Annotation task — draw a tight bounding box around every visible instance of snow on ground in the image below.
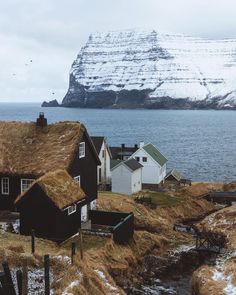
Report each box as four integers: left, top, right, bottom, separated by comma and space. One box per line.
169, 244, 194, 255
55, 255, 71, 265
94, 269, 118, 293
61, 271, 82, 295
12, 267, 54, 295
211, 251, 236, 295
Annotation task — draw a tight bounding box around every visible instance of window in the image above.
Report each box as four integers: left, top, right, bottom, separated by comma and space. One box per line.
102, 150, 105, 158
1, 178, 9, 195
79, 142, 85, 158
99, 168, 102, 183
68, 204, 77, 215
142, 157, 147, 162
135, 157, 140, 162
21, 179, 34, 193
74, 175, 81, 185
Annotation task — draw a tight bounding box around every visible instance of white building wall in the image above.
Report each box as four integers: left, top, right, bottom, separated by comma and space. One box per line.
131, 149, 165, 184
131, 168, 142, 194
97, 141, 111, 185
112, 164, 132, 195
90, 199, 97, 210
81, 204, 88, 222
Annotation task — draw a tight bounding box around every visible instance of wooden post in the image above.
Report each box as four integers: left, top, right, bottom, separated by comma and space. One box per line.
0, 272, 8, 295
31, 229, 35, 254
2, 261, 16, 295
44, 255, 50, 295
79, 228, 83, 260
22, 259, 28, 295
16, 270, 23, 295
71, 242, 76, 265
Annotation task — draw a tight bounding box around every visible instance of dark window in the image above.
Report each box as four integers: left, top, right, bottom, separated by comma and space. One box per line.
99, 168, 102, 183
142, 157, 147, 162
102, 150, 105, 158
135, 157, 140, 162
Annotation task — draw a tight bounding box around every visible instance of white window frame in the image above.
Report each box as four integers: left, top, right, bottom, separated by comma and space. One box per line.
74, 175, 81, 185
21, 179, 35, 193
68, 204, 77, 215
79, 142, 85, 158
1, 178, 9, 195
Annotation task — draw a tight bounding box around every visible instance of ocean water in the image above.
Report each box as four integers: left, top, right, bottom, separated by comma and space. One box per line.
1, 102, 236, 182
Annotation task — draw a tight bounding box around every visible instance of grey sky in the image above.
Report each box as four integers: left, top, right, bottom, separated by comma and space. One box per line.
0, 0, 236, 102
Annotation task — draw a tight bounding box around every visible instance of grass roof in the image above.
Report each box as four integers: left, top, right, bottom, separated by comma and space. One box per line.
0, 121, 85, 175
15, 169, 86, 209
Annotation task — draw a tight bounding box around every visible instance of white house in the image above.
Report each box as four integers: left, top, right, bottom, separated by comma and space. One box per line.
91, 136, 111, 186
130, 142, 167, 187
111, 158, 143, 195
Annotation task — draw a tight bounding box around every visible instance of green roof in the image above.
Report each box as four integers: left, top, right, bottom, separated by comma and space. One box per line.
143, 143, 167, 166
165, 169, 181, 181
110, 159, 122, 170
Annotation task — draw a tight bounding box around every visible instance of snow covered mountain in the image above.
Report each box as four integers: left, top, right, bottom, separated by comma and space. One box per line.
62, 30, 236, 108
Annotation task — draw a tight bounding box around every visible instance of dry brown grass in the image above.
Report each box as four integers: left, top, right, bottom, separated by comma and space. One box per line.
197, 204, 236, 249
0, 190, 219, 294
179, 182, 224, 198
0, 121, 84, 175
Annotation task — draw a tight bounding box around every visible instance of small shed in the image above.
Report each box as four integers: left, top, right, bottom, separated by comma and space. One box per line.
111, 158, 143, 195
165, 169, 181, 183
15, 170, 86, 242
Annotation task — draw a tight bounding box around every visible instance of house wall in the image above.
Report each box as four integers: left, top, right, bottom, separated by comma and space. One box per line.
0, 131, 98, 214
112, 165, 132, 195
130, 149, 166, 184
17, 185, 81, 241
97, 140, 111, 185
69, 132, 98, 201
0, 174, 35, 211
131, 168, 142, 194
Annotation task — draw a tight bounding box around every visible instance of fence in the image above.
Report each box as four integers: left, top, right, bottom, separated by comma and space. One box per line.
0, 256, 51, 295
88, 210, 134, 244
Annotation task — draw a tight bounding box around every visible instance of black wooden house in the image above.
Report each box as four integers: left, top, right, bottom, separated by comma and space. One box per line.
0, 113, 100, 213
15, 170, 86, 241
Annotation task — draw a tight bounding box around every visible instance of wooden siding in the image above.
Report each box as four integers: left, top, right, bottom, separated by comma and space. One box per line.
68, 132, 98, 201
0, 174, 35, 211
17, 184, 81, 241
0, 130, 98, 211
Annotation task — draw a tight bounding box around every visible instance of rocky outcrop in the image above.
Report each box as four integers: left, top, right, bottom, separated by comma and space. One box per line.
62, 29, 236, 109
41, 99, 59, 107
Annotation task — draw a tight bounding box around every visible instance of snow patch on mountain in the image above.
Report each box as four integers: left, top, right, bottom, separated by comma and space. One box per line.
62, 29, 236, 108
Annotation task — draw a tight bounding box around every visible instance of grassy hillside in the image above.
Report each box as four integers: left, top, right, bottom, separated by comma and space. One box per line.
0, 185, 220, 294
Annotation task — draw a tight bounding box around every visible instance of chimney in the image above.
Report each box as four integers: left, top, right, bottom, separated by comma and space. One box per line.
134, 144, 138, 149
139, 141, 144, 148
36, 112, 47, 128
121, 144, 125, 149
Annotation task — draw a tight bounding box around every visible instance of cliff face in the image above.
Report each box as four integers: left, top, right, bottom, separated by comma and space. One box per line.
62, 30, 236, 108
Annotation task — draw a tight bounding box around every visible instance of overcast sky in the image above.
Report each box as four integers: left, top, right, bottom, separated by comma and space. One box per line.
1, 0, 236, 103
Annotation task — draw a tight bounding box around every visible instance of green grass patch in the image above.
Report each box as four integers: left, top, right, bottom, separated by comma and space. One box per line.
145, 192, 182, 207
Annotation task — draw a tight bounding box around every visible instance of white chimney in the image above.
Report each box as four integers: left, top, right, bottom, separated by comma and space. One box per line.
139, 141, 145, 148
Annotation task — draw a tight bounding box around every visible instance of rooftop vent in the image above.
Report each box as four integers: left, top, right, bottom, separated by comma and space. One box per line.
36, 112, 47, 128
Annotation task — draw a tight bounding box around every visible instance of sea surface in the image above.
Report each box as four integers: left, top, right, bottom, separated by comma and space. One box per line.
1, 102, 236, 182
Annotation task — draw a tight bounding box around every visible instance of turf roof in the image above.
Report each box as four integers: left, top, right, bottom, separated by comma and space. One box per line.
0, 121, 85, 175
15, 169, 86, 209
